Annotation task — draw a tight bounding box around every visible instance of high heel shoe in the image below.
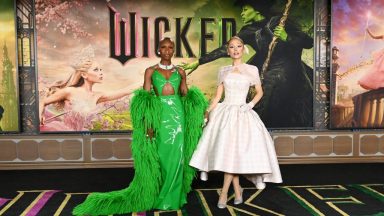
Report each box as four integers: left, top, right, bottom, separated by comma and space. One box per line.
234, 188, 243, 205
217, 201, 227, 209
200, 171, 208, 181
256, 182, 266, 190
217, 193, 227, 209
255, 175, 266, 190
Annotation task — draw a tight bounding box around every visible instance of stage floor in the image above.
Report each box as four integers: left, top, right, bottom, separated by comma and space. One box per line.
0, 163, 383, 215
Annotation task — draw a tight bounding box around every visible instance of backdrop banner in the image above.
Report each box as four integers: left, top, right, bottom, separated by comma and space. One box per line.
36, 0, 314, 132
0, 0, 20, 132
331, 0, 384, 129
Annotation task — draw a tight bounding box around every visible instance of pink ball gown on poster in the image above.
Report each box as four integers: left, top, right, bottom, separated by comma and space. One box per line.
40, 98, 99, 131
358, 48, 384, 90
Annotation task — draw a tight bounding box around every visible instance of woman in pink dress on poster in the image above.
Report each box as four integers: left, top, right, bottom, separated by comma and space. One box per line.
358, 28, 384, 90
189, 36, 282, 209
39, 45, 135, 131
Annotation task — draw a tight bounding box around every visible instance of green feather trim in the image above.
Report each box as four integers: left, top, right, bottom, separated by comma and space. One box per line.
72, 89, 162, 215
182, 86, 208, 194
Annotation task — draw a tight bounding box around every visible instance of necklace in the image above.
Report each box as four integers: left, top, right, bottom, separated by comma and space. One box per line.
158, 62, 174, 70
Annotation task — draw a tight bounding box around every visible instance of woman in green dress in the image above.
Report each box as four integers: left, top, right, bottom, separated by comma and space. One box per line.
72, 37, 207, 215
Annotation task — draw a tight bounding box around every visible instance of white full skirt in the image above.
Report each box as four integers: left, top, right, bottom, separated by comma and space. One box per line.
189, 103, 282, 183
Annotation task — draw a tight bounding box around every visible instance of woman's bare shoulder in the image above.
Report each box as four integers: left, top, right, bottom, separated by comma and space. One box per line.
144, 65, 157, 76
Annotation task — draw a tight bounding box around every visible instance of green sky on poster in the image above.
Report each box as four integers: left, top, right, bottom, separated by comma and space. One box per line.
0, 0, 16, 69
0, 0, 14, 19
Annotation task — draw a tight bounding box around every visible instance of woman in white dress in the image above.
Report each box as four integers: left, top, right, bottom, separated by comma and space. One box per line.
189, 36, 282, 208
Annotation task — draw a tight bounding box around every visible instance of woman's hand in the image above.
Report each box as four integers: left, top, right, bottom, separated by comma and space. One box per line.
180, 60, 199, 75
202, 111, 209, 127
273, 26, 288, 42
39, 101, 46, 125
146, 128, 154, 139
40, 115, 46, 125
240, 102, 255, 112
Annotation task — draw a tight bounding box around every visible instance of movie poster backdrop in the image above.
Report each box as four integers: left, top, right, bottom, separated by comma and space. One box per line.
36, 0, 314, 132
331, 0, 384, 129
0, 0, 20, 132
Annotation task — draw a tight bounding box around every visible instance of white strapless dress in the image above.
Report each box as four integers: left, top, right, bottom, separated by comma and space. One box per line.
189, 66, 282, 184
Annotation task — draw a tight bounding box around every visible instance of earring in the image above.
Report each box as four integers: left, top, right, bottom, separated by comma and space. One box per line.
157, 51, 160, 55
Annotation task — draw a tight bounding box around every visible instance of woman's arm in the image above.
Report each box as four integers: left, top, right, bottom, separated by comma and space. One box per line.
249, 84, 263, 105
143, 67, 154, 91
271, 17, 313, 49
39, 88, 70, 123
239, 84, 263, 112
367, 28, 384, 40
96, 68, 151, 104
142, 67, 154, 138
178, 68, 188, 96
97, 86, 135, 104
205, 84, 224, 118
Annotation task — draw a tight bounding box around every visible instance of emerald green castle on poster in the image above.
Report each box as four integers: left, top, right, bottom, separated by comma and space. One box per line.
1, 43, 18, 131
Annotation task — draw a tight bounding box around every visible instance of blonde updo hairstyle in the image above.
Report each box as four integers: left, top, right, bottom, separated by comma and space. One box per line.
46, 45, 95, 110
226, 36, 249, 54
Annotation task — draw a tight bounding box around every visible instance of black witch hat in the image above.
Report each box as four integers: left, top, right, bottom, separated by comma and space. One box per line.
234, 0, 276, 17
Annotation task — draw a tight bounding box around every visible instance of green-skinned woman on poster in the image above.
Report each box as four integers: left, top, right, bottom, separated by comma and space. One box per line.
182, 0, 313, 129
72, 37, 208, 215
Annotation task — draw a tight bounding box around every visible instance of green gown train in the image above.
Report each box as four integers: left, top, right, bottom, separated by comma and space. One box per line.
72, 68, 208, 215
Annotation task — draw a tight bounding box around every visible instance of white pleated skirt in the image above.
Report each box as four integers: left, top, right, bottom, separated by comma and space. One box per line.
189, 103, 282, 183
